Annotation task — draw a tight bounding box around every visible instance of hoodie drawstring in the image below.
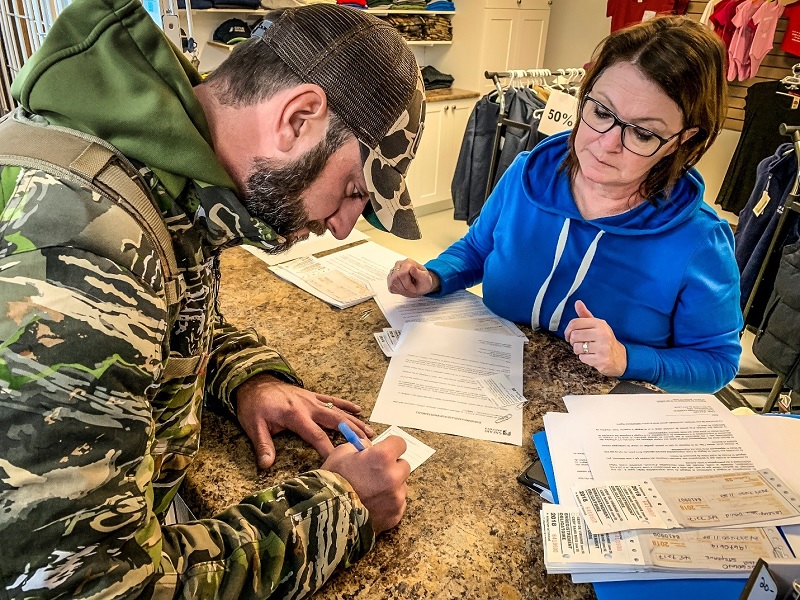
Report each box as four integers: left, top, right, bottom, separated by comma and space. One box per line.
530, 218, 605, 331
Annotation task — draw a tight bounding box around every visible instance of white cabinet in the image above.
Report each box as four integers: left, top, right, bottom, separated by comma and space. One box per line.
434, 0, 551, 94
478, 2, 550, 93
405, 97, 475, 213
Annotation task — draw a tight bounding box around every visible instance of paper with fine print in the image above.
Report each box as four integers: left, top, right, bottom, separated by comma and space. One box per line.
370, 322, 525, 445
572, 468, 800, 535
372, 287, 527, 341
562, 394, 775, 480
241, 228, 368, 266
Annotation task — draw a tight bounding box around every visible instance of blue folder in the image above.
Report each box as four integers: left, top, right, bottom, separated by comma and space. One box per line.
532, 430, 748, 600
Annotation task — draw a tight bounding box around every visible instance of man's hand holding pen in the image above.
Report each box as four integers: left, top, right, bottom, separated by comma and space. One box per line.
321, 422, 411, 535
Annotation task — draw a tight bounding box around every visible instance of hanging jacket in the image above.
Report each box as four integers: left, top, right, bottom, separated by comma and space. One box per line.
0, 0, 373, 597
752, 239, 800, 393
426, 131, 743, 393
490, 87, 545, 194
452, 88, 544, 224
452, 93, 501, 223
734, 143, 800, 327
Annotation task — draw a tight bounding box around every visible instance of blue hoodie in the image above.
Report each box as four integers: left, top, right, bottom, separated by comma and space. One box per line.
426, 131, 743, 393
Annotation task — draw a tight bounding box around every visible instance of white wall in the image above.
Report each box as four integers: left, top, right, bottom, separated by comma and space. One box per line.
543, 0, 608, 71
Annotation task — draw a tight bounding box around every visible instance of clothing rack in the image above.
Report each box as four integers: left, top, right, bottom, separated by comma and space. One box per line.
482, 68, 584, 202
743, 122, 800, 413
717, 109, 800, 413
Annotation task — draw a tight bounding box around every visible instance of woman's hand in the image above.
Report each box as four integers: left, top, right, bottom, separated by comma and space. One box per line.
236, 374, 374, 470
564, 300, 627, 377
387, 259, 440, 297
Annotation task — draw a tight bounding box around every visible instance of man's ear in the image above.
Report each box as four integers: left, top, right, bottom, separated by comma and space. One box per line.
274, 84, 328, 154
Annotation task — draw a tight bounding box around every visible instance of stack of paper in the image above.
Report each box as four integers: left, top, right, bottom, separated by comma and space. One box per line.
540, 394, 800, 582
370, 322, 527, 445
249, 237, 406, 309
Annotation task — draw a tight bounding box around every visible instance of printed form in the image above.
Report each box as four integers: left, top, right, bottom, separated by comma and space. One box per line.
372, 287, 527, 340
562, 394, 774, 479
370, 322, 525, 445
560, 394, 800, 530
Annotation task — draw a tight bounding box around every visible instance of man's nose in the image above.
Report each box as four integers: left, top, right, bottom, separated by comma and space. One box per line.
326, 201, 366, 240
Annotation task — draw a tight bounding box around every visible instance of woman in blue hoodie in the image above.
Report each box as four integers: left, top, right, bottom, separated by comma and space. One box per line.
388, 16, 743, 393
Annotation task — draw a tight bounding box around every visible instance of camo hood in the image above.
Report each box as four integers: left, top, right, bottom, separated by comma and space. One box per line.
10, 0, 235, 199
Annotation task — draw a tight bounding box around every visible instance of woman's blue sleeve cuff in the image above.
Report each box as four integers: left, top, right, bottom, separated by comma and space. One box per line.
622, 343, 659, 384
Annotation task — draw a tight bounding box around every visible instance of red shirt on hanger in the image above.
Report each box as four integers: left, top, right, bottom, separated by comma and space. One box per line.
606, 0, 677, 32
710, 0, 744, 47
781, 3, 800, 57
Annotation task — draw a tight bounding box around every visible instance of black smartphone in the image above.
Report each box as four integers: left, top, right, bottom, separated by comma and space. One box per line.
517, 458, 550, 493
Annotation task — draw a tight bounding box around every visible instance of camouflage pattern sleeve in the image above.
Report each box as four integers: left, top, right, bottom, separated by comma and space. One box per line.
205, 314, 303, 415
0, 167, 374, 599
158, 470, 375, 598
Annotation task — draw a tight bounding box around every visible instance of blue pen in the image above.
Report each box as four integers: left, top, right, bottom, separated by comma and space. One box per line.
337, 422, 366, 451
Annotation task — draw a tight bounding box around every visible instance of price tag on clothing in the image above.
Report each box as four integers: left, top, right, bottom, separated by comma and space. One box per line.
538, 90, 579, 136
741, 560, 779, 600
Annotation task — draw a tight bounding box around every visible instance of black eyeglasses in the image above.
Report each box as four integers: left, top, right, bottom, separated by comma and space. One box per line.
580, 96, 684, 157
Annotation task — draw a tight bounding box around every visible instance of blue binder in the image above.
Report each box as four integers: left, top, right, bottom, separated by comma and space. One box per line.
532, 431, 748, 600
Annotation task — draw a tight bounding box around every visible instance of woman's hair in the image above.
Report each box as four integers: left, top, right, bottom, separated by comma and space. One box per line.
563, 16, 728, 203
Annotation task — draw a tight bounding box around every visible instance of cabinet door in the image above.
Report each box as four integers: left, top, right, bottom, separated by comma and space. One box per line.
478, 8, 517, 94
485, 0, 550, 9
441, 100, 474, 199
511, 9, 550, 70
405, 101, 445, 208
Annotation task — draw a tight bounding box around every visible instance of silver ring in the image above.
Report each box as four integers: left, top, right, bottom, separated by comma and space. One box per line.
325, 402, 334, 409
582, 341, 589, 354
391, 267, 400, 272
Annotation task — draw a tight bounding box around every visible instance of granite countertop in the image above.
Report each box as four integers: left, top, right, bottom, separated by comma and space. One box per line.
184, 246, 617, 600
425, 88, 480, 103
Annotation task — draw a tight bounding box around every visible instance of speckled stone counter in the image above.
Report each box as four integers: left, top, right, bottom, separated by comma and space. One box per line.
425, 88, 480, 103
183, 246, 618, 600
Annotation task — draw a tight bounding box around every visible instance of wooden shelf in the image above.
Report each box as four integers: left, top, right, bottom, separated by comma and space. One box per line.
208, 38, 449, 49
180, 8, 455, 15
406, 40, 452, 46
206, 40, 235, 50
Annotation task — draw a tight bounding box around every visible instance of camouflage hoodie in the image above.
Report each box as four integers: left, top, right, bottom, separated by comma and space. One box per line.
0, 0, 374, 597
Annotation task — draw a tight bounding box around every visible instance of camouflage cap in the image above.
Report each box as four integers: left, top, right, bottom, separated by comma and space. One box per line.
252, 5, 425, 240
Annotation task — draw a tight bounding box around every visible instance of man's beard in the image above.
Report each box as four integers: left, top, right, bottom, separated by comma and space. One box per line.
242, 119, 353, 254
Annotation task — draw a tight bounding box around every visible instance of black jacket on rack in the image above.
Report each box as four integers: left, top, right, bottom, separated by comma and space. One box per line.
752, 239, 800, 393
717, 81, 800, 216
734, 143, 800, 328
451, 87, 545, 224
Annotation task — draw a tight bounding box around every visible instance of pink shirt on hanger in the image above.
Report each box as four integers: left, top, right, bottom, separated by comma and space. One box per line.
726, 0, 760, 81
748, 1, 785, 79
711, 0, 744, 46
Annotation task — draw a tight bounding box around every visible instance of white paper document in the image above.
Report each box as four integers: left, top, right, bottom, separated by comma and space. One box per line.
268, 241, 406, 309
543, 411, 594, 508
562, 394, 774, 480
372, 287, 527, 340
374, 328, 401, 357
372, 425, 435, 472
370, 322, 525, 445
270, 256, 372, 309
319, 241, 405, 287
541, 505, 794, 577
572, 469, 800, 535
241, 228, 368, 266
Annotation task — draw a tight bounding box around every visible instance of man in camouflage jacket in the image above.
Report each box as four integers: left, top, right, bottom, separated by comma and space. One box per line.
0, 0, 425, 597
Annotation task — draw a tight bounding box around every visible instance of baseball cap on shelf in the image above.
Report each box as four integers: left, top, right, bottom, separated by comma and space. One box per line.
213, 18, 252, 45
252, 5, 425, 240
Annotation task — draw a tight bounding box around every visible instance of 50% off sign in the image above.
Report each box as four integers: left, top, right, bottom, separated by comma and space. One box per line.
538, 90, 578, 136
